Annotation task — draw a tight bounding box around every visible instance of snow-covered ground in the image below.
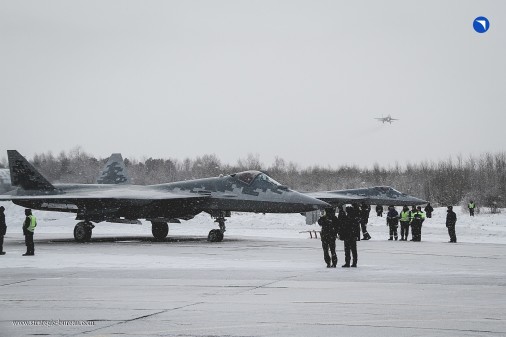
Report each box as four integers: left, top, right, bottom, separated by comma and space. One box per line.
1, 201, 505, 337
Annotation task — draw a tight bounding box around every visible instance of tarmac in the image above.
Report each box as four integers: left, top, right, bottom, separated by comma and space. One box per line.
1, 234, 505, 337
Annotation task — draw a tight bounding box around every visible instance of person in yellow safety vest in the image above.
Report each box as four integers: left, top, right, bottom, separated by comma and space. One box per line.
410, 206, 426, 242
22, 209, 37, 256
399, 206, 411, 241
468, 200, 476, 216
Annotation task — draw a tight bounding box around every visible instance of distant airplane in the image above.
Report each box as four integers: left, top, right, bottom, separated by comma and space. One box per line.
375, 115, 399, 124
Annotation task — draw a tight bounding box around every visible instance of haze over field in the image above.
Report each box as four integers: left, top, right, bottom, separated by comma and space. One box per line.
1, 1, 505, 167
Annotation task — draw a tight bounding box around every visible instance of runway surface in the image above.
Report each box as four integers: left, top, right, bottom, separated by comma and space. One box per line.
1, 233, 505, 337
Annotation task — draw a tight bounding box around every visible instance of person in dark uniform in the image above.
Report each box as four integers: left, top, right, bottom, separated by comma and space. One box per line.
410, 206, 425, 242
359, 203, 371, 240
318, 208, 339, 268
22, 209, 37, 256
468, 200, 476, 216
446, 206, 457, 243
339, 206, 360, 267
424, 203, 434, 218
399, 206, 410, 241
386, 205, 399, 240
0, 206, 6, 255
375, 205, 384, 217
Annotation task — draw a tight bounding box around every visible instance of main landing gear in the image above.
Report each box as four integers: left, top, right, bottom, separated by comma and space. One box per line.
151, 221, 169, 241
208, 216, 226, 242
73, 221, 95, 242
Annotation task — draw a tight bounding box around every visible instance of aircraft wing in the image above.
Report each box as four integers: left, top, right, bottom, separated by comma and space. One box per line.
306, 186, 426, 206
0, 188, 210, 201
0, 188, 211, 223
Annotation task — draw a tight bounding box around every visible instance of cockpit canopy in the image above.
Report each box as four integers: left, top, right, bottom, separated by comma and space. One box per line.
231, 170, 283, 186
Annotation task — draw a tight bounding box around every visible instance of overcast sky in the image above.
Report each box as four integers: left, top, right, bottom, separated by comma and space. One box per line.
1, 1, 504, 168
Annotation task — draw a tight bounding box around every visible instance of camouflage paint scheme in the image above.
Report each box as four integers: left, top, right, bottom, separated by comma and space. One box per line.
306, 187, 426, 207
1, 151, 329, 224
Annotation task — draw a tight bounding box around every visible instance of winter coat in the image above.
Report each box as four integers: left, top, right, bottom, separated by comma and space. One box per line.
0, 210, 6, 236
318, 214, 338, 242
424, 205, 434, 214
386, 209, 399, 226
338, 212, 360, 241
446, 210, 457, 227
410, 211, 425, 226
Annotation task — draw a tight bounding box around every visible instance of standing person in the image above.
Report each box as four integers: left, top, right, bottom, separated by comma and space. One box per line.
446, 206, 457, 243
339, 206, 360, 267
22, 209, 37, 256
468, 200, 476, 216
386, 206, 399, 240
318, 208, 339, 268
424, 203, 434, 218
410, 206, 425, 242
0, 206, 6, 255
399, 206, 411, 241
376, 205, 384, 217
359, 203, 372, 240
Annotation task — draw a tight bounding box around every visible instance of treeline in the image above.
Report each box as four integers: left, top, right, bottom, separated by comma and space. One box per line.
2, 148, 505, 210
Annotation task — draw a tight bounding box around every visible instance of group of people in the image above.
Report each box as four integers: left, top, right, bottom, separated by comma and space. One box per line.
0, 207, 37, 256
318, 202, 465, 268
317, 204, 369, 268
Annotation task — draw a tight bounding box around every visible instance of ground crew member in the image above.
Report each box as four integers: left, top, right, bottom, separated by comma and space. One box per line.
359, 203, 371, 240
410, 206, 425, 242
399, 206, 410, 241
409, 206, 416, 240
424, 203, 434, 218
318, 208, 339, 268
22, 209, 37, 256
446, 206, 457, 243
386, 206, 399, 240
339, 206, 360, 267
468, 200, 476, 216
376, 205, 383, 217
0, 206, 6, 255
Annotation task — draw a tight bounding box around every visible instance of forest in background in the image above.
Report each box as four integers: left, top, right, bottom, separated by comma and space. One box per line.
1, 148, 505, 211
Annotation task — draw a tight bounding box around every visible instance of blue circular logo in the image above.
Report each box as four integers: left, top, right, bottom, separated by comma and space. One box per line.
473, 16, 490, 33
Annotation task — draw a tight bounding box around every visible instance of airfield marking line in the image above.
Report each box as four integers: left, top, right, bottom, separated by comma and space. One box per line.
362, 250, 503, 260
74, 302, 204, 336
305, 321, 504, 335
0, 279, 36, 287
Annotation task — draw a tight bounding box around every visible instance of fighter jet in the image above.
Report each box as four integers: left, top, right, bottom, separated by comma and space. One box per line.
302, 187, 426, 225
306, 187, 426, 207
0, 150, 330, 242
375, 115, 399, 124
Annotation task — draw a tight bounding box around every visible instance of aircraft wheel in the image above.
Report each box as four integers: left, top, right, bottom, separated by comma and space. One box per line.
151, 222, 169, 240
74, 222, 93, 243
207, 229, 224, 242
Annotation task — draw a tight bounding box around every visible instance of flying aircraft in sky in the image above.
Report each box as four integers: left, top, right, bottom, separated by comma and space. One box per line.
1, 150, 330, 242
0, 150, 426, 243
375, 115, 399, 124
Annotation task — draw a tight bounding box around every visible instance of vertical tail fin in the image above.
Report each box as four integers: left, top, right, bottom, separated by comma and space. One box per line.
96, 153, 131, 184
7, 150, 57, 192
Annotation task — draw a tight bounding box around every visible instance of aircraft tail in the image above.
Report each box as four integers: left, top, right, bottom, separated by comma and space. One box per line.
96, 153, 131, 184
7, 150, 58, 192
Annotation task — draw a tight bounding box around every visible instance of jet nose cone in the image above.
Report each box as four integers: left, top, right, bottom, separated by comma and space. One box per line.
299, 193, 331, 210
